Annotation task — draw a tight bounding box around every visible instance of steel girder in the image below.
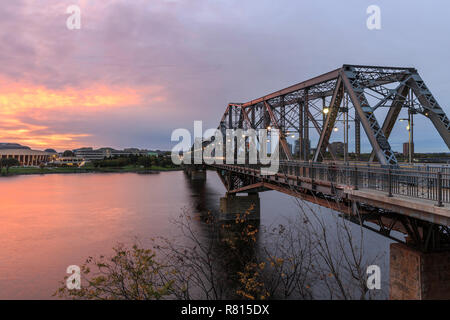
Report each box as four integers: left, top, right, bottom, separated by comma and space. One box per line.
368, 84, 409, 162
216, 65, 450, 165
313, 76, 344, 161
341, 67, 398, 166
406, 74, 450, 148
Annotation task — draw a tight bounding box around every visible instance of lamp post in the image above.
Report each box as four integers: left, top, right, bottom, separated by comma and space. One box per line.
399, 110, 414, 164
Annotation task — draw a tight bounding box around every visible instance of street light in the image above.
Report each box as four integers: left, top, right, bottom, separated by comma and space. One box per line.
399, 114, 414, 163
323, 108, 330, 114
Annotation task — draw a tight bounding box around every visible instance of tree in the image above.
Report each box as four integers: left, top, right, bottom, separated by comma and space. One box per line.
0, 158, 20, 175
56, 204, 385, 300
55, 244, 175, 300
137, 156, 152, 168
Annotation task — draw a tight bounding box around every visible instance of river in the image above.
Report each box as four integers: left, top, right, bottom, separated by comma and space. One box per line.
0, 171, 393, 299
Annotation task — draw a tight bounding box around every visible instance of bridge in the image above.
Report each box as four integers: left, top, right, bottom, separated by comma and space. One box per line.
182, 65, 450, 299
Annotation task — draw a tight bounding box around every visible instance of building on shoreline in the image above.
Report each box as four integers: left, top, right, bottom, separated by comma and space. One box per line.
0, 149, 53, 166
0, 143, 56, 166
72, 147, 157, 160
0, 143, 165, 166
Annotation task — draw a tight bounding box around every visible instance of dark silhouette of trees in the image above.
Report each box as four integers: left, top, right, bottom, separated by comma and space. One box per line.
56, 204, 385, 300
0, 158, 20, 175
63, 150, 75, 157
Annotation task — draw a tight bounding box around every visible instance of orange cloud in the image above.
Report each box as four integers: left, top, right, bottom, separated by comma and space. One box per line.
0, 117, 91, 150
0, 79, 165, 114
0, 77, 166, 150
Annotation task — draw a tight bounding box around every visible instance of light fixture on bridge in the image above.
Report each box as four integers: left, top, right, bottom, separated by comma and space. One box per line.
267, 126, 272, 130
323, 107, 330, 114
333, 127, 339, 132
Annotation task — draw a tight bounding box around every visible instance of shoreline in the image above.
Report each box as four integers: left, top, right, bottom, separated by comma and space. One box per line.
0, 166, 182, 177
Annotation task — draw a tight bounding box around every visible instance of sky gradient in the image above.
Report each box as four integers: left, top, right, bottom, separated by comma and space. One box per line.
0, 0, 449, 152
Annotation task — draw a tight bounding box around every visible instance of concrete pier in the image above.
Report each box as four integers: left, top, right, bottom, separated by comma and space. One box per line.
183, 165, 207, 181
390, 243, 450, 300
219, 193, 260, 221
190, 169, 206, 181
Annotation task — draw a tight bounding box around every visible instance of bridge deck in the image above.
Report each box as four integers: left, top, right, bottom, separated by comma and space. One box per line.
211, 161, 450, 227
346, 188, 450, 226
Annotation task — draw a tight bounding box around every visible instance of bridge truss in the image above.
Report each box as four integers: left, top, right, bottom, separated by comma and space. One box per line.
202, 65, 450, 251
218, 65, 450, 166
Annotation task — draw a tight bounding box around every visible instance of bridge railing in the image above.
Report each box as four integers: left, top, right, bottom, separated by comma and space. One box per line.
276, 161, 450, 206
215, 161, 450, 205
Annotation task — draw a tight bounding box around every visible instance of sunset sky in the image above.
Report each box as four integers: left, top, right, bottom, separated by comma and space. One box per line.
1, 0, 449, 152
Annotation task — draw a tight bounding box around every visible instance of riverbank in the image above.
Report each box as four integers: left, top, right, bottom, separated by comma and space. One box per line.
1, 165, 182, 176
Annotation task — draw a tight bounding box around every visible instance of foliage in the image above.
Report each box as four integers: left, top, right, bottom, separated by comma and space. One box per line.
63, 150, 75, 157
92, 155, 176, 169
56, 201, 385, 300
0, 158, 20, 175
55, 244, 175, 300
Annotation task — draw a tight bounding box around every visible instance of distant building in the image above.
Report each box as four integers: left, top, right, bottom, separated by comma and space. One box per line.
147, 151, 159, 157
294, 139, 310, 158
294, 140, 300, 156
286, 142, 293, 155
73, 147, 153, 161
49, 157, 84, 166
328, 142, 347, 155
403, 142, 414, 157
0, 143, 52, 166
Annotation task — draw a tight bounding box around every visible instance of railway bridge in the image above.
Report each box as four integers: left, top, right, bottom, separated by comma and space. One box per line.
183, 65, 450, 299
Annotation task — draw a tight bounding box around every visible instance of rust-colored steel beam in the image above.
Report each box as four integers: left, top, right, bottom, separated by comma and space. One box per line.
242, 68, 341, 108
264, 101, 294, 160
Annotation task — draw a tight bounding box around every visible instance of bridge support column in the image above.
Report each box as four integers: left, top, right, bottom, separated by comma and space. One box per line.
184, 166, 206, 181
190, 169, 206, 181
219, 193, 260, 221
390, 243, 450, 300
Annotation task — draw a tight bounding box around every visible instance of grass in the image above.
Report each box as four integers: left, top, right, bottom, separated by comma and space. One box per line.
2, 165, 181, 176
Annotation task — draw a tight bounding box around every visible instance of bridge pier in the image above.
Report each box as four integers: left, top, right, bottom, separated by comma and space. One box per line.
219, 193, 260, 221
184, 165, 207, 181
390, 243, 450, 300
190, 169, 206, 181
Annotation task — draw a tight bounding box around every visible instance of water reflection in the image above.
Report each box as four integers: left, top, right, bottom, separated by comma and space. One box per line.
0, 171, 392, 299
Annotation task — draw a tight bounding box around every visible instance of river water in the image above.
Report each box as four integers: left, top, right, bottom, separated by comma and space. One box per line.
0, 171, 393, 299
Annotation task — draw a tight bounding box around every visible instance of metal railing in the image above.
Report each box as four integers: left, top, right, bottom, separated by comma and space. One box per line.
276, 161, 450, 206
216, 161, 450, 206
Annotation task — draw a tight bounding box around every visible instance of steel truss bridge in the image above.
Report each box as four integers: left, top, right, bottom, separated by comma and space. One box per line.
185, 65, 450, 252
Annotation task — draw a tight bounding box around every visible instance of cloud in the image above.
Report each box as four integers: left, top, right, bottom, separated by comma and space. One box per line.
0, 1, 448, 152
0, 75, 165, 149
